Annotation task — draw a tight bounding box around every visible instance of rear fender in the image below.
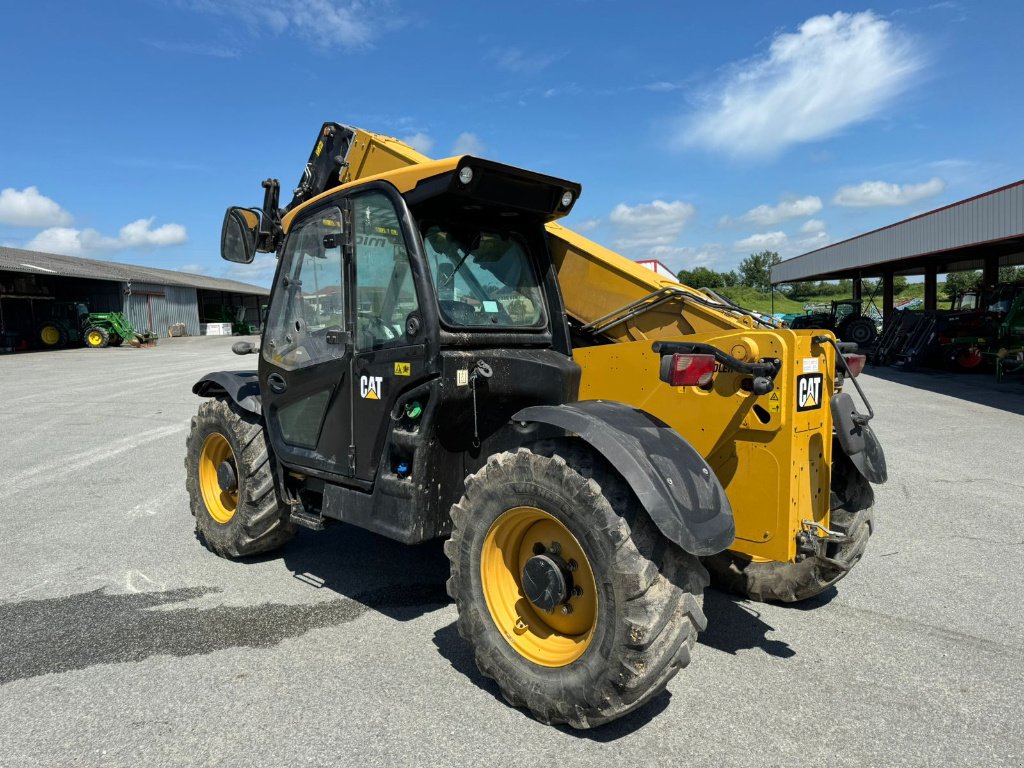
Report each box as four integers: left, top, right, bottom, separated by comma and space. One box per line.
193, 371, 262, 416
513, 400, 735, 556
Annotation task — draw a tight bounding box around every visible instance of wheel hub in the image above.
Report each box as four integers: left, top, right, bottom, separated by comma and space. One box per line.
216, 460, 238, 493
522, 553, 572, 612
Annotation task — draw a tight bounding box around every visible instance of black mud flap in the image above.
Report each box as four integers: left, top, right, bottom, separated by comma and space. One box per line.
193, 371, 262, 416
513, 401, 735, 556
831, 392, 887, 484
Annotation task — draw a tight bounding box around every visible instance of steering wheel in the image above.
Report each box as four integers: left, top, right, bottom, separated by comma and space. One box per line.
358, 312, 398, 344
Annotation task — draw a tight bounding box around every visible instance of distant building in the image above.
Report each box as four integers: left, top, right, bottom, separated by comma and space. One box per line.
0, 246, 268, 347
635, 259, 677, 280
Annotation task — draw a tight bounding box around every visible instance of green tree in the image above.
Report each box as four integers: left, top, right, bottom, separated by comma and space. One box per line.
999, 265, 1024, 284
943, 270, 982, 298
676, 266, 725, 289
737, 250, 782, 292
893, 275, 909, 296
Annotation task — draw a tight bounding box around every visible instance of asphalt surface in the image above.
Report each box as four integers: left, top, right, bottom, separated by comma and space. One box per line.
1, 337, 1022, 767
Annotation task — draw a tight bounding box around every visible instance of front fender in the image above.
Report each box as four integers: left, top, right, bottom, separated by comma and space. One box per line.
192, 371, 262, 416
513, 400, 734, 556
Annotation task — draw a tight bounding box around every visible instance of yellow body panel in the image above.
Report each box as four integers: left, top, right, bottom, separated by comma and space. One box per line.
578, 329, 835, 562
279, 126, 838, 564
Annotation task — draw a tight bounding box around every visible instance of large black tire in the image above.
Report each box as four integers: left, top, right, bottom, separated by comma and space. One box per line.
83, 326, 110, 348
837, 316, 877, 347
702, 449, 874, 603
38, 322, 68, 349
185, 397, 296, 558
445, 443, 709, 728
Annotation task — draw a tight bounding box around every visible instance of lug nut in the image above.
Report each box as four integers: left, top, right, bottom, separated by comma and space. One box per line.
561, 604, 573, 615
572, 586, 583, 598
567, 559, 577, 571
549, 542, 561, 555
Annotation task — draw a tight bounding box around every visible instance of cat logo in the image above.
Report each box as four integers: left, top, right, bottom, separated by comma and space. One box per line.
360, 375, 383, 400
796, 373, 823, 412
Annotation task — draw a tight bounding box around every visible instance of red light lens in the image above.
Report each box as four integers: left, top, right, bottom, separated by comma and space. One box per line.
843, 353, 866, 377
668, 353, 716, 387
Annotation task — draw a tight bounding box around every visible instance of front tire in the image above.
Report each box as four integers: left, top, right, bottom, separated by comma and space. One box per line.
838, 316, 877, 347
185, 397, 295, 558
83, 326, 110, 348
38, 322, 67, 349
445, 444, 708, 728
703, 448, 874, 603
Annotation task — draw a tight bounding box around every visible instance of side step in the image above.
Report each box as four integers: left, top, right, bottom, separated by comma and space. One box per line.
289, 506, 326, 531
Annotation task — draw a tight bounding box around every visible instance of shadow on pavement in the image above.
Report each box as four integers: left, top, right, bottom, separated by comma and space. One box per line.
279, 523, 451, 622
698, 588, 797, 658
430, 621, 671, 740
866, 366, 1024, 416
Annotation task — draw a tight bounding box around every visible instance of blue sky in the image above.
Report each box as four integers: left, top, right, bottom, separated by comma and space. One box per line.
1, 1, 1021, 285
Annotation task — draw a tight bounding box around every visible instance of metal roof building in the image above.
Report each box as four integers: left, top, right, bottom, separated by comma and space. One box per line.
0, 246, 268, 348
771, 180, 1024, 318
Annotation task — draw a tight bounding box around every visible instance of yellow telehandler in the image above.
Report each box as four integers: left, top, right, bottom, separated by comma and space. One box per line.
185, 123, 886, 728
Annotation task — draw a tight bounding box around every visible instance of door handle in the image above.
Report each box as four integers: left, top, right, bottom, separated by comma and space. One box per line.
267, 372, 287, 394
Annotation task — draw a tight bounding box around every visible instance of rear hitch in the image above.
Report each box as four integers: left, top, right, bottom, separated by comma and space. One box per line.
796, 520, 851, 568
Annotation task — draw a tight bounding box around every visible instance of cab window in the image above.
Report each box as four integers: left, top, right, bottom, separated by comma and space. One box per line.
353, 192, 420, 349
422, 225, 544, 328
263, 208, 345, 371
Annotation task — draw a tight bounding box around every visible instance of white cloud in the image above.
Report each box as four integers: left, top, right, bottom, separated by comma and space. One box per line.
832, 177, 945, 207
178, 263, 209, 275
800, 218, 826, 234
734, 231, 788, 252
571, 218, 601, 233
682, 11, 922, 157
453, 132, 485, 155
401, 132, 434, 155
729, 195, 822, 227
26, 218, 188, 256
184, 0, 381, 49
225, 253, 278, 284
609, 200, 697, 250
491, 47, 562, 74
0, 186, 73, 227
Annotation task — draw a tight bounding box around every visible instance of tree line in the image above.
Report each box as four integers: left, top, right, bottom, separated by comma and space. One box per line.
675, 251, 1024, 298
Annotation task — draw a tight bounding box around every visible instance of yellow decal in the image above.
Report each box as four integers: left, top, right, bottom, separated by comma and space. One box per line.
394, 362, 411, 376
315, 140, 324, 157
768, 390, 781, 413
360, 375, 383, 400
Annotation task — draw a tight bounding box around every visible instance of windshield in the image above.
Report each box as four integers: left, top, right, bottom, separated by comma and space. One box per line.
422, 225, 545, 328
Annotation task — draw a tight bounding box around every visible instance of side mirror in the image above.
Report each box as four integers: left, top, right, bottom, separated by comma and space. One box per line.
221, 207, 260, 264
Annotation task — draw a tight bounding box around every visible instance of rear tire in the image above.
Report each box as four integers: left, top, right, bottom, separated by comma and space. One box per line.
445, 443, 708, 728
185, 397, 296, 558
703, 448, 874, 603
38, 322, 67, 349
83, 326, 110, 348
838, 316, 877, 347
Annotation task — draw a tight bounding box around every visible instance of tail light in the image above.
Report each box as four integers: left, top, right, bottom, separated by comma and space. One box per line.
843, 353, 866, 377
659, 353, 716, 387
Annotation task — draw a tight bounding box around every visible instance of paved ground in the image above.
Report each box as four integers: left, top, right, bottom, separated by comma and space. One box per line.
1, 337, 1022, 767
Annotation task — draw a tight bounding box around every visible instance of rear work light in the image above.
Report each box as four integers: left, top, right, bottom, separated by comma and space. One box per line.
843, 353, 866, 377
659, 353, 716, 387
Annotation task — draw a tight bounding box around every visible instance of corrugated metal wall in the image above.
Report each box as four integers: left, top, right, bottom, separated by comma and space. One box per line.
122, 282, 201, 336
774, 182, 1024, 283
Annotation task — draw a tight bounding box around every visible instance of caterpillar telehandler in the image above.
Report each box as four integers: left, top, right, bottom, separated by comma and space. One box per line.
185, 124, 886, 728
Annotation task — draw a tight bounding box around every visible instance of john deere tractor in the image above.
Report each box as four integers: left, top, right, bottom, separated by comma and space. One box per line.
788, 299, 878, 347
37, 301, 155, 349
185, 124, 886, 728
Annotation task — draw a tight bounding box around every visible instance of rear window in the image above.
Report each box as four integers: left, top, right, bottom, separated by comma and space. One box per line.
422, 226, 545, 329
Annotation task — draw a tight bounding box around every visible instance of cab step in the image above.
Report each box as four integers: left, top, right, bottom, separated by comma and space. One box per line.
289, 507, 326, 531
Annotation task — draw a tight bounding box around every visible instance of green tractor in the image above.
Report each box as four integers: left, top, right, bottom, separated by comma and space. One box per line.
788, 299, 879, 347
37, 301, 157, 349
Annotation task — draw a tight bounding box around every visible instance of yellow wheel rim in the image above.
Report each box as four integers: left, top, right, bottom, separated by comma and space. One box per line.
480, 506, 598, 667
40, 326, 59, 345
198, 432, 238, 524
87, 331, 103, 347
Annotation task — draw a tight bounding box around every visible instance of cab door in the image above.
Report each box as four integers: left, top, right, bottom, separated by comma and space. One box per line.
259, 204, 355, 478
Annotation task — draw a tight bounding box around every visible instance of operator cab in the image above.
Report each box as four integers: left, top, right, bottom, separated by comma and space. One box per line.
217, 156, 584, 540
